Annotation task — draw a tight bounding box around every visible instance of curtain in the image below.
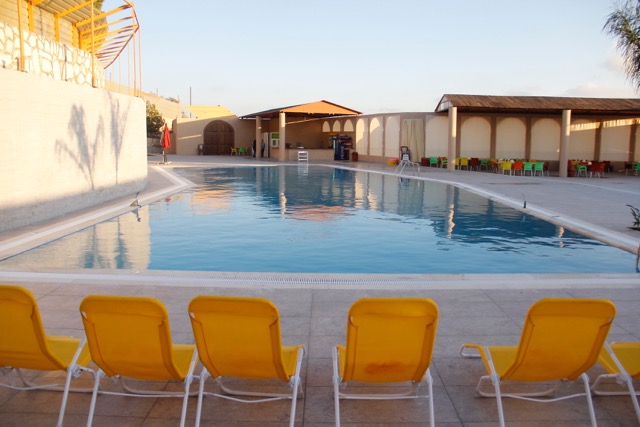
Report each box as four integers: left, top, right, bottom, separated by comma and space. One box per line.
401, 119, 425, 161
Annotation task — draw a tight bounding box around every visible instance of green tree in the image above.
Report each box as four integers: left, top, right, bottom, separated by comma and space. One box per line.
146, 101, 165, 137
604, 0, 640, 92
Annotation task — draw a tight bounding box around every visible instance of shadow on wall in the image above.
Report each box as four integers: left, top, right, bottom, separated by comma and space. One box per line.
54, 96, 132, 189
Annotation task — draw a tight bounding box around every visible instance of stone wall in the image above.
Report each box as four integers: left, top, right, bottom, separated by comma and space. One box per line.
0, 21, 105, 88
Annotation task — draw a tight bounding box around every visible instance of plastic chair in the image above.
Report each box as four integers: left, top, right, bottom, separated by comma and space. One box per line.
440, 157, 448, 168
80, 295, 198, 427
460, 298, 616, 427
533, 161, 546, 176
479, 158, 489, 171
576, 164, 588, 177
523, 161, 534, 176
188, 296, 304, 427
592, 341, 640, 423
230, 147, 238, 156
0, 285, 92, 427
332, 298, 439, 426
238, 147, 247, 156
500, 161, 512, 175
429, 156, 439, 167
469, 157, 479, 171
512, 161, 524, 175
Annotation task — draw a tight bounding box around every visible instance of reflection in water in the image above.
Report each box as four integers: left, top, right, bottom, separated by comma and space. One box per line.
0, 166, 633, 274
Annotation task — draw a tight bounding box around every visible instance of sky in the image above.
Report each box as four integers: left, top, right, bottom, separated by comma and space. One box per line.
104, 0, 638, 116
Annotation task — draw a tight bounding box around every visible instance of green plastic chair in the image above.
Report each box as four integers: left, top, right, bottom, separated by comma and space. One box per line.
576, 164, 588, 177
523, 162, 534, 176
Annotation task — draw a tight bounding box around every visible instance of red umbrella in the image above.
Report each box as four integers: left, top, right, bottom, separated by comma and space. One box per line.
161, 125, 170, 163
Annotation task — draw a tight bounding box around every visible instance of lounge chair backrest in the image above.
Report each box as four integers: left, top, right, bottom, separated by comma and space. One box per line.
80, 295, 187, 381
342, 298, 439, 383
503, 298, 616, 382
189, 296, 289, 381
0, 285, 66, 371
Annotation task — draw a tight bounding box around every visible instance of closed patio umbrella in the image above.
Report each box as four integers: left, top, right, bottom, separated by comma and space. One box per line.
161, 125, 170, 164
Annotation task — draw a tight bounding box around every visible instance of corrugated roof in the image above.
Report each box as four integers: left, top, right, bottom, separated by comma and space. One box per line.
241, 100, 361, 119
436, 94, 640, 115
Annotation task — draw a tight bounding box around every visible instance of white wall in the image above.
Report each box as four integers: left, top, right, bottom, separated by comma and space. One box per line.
0, 68, 147, 233
496, 117, 526, 159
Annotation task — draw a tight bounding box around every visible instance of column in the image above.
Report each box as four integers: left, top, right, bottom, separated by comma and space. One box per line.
279, 111, 286, 162
559, 109, 571, 177
255, 116, 262, 159
447, 107, 457, 172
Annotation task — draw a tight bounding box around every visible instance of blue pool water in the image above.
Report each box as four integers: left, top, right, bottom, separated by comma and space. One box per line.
0, 166, 635, 273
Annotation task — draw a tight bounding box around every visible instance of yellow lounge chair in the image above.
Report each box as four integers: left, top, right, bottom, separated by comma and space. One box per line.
188, 296, 304, 427
80, 295, 198, 427
332, 298, 439, 426
592, 341, 640, 423
460, 298, 616, 427
0, 285, 92, 427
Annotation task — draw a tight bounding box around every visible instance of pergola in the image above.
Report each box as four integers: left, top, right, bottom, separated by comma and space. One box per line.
14, 0, 139, 82
241, 100, 361, 161
435, 94, 640, 176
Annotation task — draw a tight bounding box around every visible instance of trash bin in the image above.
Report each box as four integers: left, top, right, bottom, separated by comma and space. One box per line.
351, 152, 358, 162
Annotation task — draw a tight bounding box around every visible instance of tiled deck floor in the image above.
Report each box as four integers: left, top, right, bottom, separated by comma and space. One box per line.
1, 155, 639, 426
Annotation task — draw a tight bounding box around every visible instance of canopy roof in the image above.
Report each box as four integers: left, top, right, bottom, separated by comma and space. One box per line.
32, 0, 139, 68
241, 100, 361, 120
436, 94, 640, 116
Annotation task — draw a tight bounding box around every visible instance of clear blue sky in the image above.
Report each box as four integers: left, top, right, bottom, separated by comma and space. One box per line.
105, 0, 637, 115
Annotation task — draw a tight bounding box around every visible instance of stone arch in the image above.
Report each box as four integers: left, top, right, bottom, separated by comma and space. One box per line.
344, 120, 354, 132
203, 120, 234, 155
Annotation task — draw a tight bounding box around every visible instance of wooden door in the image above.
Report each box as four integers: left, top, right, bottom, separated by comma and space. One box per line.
203, 120, 234, 155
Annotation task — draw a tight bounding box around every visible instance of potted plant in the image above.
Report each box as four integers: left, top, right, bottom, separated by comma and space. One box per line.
627, 204, 640, 230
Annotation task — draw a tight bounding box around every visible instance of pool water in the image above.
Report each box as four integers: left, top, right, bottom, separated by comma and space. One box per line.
0, 166, 634, 273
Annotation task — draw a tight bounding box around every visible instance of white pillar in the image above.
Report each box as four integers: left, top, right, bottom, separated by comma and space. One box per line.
255, 116, 262, 159
279, 112, 287, 162
559, 109, 571, 177
447, 107, 457, 172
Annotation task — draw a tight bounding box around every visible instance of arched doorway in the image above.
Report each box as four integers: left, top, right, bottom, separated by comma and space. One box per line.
203, 120, 234, 155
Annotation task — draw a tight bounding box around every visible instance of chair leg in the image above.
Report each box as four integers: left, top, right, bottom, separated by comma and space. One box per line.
194, 367, 210, 427
491, 373, 506, 427
56, 338, 88, 427
483, 348, 506, 427
580, 373, 598, 427
332, 347, 342, 427
426, 369, 435, 426
288, 347, 305, 427
86, 369, 105, 427
180, 350, 199, 427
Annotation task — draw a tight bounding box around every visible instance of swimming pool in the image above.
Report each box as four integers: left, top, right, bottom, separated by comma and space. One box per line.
0, 165, 634, 273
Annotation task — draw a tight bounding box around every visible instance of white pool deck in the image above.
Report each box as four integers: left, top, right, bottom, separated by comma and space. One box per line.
0, 154, 639, 426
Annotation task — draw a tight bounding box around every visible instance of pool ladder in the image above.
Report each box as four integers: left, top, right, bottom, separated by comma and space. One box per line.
394, 158, 421, 176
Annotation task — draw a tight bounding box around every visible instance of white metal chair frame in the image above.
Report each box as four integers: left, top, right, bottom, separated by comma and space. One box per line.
332, 346, 435, 426
0, 338, 91, 427
194, 347, 304, 427
85, 351, 199, 427
460, 345, 597, 427
591, 342, 640, 424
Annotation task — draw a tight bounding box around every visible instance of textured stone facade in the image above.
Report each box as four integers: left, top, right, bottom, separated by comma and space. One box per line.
0, 21, 104, 88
